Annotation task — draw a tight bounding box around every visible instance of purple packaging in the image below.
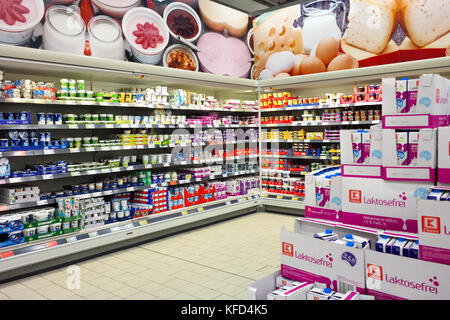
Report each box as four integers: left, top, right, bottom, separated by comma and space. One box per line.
396, 79, 408, 113
351, 132, 363, 164
361, 131, 371, 164
408, 131, 420, 166
396, 132, 408, 165
407, 79, 420, 113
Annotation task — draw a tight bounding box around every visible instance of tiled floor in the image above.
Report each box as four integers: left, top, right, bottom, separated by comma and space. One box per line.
0, 211, 295, 300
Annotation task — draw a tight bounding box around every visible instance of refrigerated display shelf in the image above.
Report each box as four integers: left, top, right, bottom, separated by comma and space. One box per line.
261, 120, 380, 128
0, 169, 259, 212
260, 101, 382, 113
0, 194, 261, 260
0, 123, 259, 130
262, 139, 339, 144
0, 98, 258, 113
261, 155, 340, 160
0, 140, 258, 158
0, 155, 259, 185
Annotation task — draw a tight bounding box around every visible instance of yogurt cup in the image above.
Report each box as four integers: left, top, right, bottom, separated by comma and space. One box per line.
23, 227, 36, 237
163, 2, 202, 43
37, 225, 49, 234
88, 15, 125, 61
91, 0, 142, 18
0, 0, 45, 46
122, 7, 169, 65
163, 44, 198, 72
50, 223, 61, 232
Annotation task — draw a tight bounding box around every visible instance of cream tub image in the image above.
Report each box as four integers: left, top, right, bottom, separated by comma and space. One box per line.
0, 0, 44, 46
91, 0, 142, 18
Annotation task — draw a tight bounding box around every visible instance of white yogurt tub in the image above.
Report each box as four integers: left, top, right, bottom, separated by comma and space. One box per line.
50, 223, 61, 232
122, 7, 169, 65
23, 227, 36, 237
91, 0, 142, 18
36, 225, 49, 234
88, 15, 125, 60
0, 0, 44, 46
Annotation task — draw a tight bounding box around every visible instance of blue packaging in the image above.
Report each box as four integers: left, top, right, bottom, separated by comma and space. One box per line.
6, 112, 15, 120
21, 139, 30, 147
409, 240, 419, 259
0, 139, 9, 148
46, 113, 54, 124
18, 131, 28, 139
37, 113, 46, 124
30, 138, 39, 147
54, 113, 62, 124
19, 112, 28, 121
10, 139, 20, 148
392, 238, 407, 255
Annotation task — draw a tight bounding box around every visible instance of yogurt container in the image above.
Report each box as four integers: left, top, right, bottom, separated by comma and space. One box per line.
0, 0, 45, 46
50, 223, 61, 232
122, 7, 169, 65
23, 227, 36, 238
36, 225, 49, 234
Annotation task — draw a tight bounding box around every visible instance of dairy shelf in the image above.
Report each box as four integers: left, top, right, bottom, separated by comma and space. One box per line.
259, 57, 450, 90
260, 101, 382, 113
0, 140, 258, 158
0, 123, 259, 130
262, 155, 340, 161
0, 169, 259, 212
0, 156, 259, 185
0, 98, 258, 113
0, 194, 261, 278
262, 139, 338, 144
261, 120, 380, 128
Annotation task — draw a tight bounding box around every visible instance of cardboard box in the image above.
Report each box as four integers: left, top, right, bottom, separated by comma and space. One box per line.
381, 128, 437, 182
341, 176, 432, 233
365, 249, 450, 300
438, 126, 450, 184
280, 227, 366, 294
418, 198, 450, 265
382, 75, 449, 129
267, 281, 314, 300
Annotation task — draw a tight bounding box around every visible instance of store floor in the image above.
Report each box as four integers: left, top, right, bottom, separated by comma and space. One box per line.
0, 212, 294, 300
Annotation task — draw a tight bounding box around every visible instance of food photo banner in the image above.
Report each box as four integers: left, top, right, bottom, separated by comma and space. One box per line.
252, 0, 450, 80
0, 0, 448, 80
0, 0, 254, 78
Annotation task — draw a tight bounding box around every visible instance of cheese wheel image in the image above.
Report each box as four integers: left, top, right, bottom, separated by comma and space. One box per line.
252, 6, 303, 79
198, 0, 248, 38
342, 0, 398, 54
399, 0, 450, 48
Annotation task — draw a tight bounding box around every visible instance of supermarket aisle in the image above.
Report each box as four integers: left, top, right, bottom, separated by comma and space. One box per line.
0, 212, 294, 300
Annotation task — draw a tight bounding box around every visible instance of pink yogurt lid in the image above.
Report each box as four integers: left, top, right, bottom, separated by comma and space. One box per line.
197, 32, 251, 78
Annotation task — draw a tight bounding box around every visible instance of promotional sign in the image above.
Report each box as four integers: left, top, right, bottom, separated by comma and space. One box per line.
280, 227, 366, 294
252, 0, 450, 80
341, 176, 432, 233
365, 249, 450, 300
0, 0, 253, 78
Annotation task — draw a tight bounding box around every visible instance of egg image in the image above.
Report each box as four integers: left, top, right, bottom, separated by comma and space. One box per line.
290, 54, 306, 76
275, 72, 291, 78
259, 69, 274, 80
327, 54, 358, 72
265, 51, 295, 75
315, 37, 339, 66
300, 56, 326, 75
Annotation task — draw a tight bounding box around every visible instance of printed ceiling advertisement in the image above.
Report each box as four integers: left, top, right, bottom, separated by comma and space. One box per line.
0, 0, 254, 78
252, 0, 450, 80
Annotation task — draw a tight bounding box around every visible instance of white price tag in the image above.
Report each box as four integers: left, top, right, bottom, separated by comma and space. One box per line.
42, 174, 53, 180
70, 148, 80, 153
104, 190, 113, 195
71, 171, 81, 176
86, 124, 95, 129
68, 125, 78, 129
92, 192, 101, 197
137, 145, 144, 149
44, 149, 55, 155
85, 147, 95, 152
111, 227, 121, 232
100, 147, 111, 151
89, 232, 98, 238
126, 187, 134, 192
105, 124, 114, 128
9, 178, 21, 183
66, 236, 78, 243
87, 170, 97, 175
111, 167, 120, 172
37, 200, 48, 205
101, 169, 109, 173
